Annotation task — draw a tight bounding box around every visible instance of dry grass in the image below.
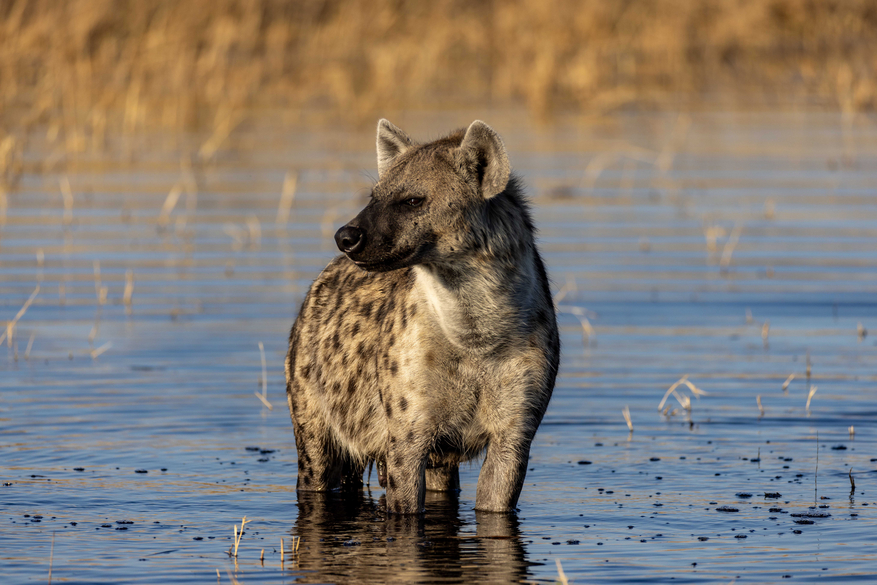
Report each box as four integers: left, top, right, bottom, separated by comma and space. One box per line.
0, 283, 39, 346
622, 405, 633, 432
231, 517, 248, 558
254, 342, 273, 410
658, 375, 708, 416
1, 0, 877, 143
805, 384, 818, 412
555, 559, 570, 585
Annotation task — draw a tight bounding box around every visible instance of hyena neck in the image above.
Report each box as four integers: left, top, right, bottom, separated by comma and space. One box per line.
413, 251, 538, 353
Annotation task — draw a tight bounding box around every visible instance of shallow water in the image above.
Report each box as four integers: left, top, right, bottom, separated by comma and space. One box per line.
2, 112, 877, 583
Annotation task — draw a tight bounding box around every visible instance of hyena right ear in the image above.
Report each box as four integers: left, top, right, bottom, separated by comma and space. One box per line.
376, 119, 414, 178
456, 120, 510, 199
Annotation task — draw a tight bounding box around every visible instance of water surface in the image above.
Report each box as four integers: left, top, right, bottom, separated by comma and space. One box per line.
2, 112, 877, 583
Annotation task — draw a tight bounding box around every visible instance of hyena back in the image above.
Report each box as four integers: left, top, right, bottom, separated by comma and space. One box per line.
285, 119, 559, 513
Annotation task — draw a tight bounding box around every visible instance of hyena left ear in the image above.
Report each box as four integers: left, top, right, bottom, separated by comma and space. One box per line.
377, 119, 414, 178
456, 120, 510, 199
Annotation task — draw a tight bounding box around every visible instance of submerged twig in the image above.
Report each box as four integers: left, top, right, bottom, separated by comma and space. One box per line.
805, 385, 818, 412
1, 284, 40, 346
60, 176, 73, 226
123, 270, 134, 315
555, 559, 570, 585
90, 341, 112, 360
814, 431, 819, 506
254, 342, 273, 410
658, 375, 706, 414
622, 406, 633, 432
276, 171, 298, 227
232, 517, 248, 557
719, 223, 743, 271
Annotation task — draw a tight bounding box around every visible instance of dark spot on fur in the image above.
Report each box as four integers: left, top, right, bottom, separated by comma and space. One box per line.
346, 378, 356, 395
377, 301, 390, 323
385, 402, 393, 418
407, 430, 414, 442
357, 341, 369, 360
300, 362, 311, 381
394, 454, 404, 468
332, 332, 341, 351
351, 322, 360, 337
388, 474, 396, 489
399, 396, 408, 411
425, 351, 435, 367
333, 381, 341, 394
388, 334, 396, 348
390, 435, 397, 444
362, 301, 373, 320
390, 360, 398, 376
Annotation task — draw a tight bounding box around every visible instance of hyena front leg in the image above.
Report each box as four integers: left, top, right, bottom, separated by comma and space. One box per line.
425, 465, 460, 492
475, 430, 534, 513
292, 418, 346, 491
288, 388, 346, 491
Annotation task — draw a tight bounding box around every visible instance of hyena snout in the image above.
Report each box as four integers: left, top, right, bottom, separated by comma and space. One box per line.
334, 224, 365, 254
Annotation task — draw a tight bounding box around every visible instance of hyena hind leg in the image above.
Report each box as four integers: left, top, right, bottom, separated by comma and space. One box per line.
426, 465, 461, 492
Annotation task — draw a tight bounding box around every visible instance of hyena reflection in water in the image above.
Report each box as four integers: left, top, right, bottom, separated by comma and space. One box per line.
285, 119, 559, 514
293, 491, 528, 583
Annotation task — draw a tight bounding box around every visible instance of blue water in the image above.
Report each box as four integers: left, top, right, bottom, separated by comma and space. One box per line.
2, 112, 877, 583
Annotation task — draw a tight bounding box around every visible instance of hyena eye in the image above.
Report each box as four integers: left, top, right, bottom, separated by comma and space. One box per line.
404, 197, 424, 207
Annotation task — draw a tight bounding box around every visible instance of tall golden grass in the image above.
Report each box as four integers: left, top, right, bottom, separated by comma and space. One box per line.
1, 0, 876, 139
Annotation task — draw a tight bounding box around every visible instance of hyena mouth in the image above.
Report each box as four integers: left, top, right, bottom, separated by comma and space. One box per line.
348, 241, 435, 272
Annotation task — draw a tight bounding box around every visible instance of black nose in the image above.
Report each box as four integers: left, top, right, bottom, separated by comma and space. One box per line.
334, 225, 365, 254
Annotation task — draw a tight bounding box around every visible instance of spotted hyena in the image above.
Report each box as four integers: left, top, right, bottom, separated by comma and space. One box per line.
285, 119, 559, 514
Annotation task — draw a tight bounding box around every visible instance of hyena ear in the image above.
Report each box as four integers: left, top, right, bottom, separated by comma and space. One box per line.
376, 119, 414, 178
456, 120, 510, 199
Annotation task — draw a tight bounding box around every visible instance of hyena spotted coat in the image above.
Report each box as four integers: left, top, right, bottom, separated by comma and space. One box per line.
285, 119, 559, 514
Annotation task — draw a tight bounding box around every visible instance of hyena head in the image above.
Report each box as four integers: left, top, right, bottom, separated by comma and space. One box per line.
334, 119, 511, 272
